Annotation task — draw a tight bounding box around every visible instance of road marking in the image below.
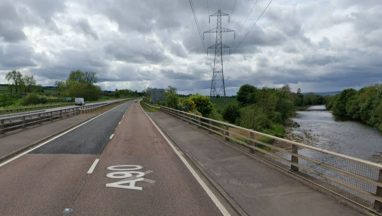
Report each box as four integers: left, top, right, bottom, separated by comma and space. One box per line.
0, 103, 127, 168
141, 104, 231, 216
87, 158, 100, 174
118, 121, 121, 125
109, 134, 114, 140
105, 165, 155, 190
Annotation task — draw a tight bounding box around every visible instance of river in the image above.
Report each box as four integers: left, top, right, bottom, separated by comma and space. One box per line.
291, 105, 382, 163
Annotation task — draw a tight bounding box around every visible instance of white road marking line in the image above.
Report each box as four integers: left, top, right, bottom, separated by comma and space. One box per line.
118, 121, 121, 125
140, 105, 231, 216
0, 103, 127, 168
109, 134, 114, 139
87, 158, 100, 174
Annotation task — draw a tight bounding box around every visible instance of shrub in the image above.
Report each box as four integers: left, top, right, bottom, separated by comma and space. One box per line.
21, 93, 47, 105
222, 103, 240, 124
189, 94, 214, 117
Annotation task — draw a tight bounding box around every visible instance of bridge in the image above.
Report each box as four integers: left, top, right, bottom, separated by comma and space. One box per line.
0, 100, 381, 216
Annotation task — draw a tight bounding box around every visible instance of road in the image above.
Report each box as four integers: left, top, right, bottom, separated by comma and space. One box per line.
0, 101, 222, 216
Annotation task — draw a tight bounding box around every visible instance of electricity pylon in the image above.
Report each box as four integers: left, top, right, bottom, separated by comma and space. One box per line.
203, 9, 235, 97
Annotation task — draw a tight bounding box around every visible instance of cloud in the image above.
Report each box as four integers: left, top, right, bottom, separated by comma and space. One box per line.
0, 0, 381, 94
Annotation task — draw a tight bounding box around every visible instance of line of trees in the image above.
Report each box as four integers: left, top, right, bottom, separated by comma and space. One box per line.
5, 70, 38, 95
327, 85, 382, 132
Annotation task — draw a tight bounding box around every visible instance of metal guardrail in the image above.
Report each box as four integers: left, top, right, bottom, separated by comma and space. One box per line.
0, 103, 72, 115
0, 100, 126, 135
153, 104, 382, 214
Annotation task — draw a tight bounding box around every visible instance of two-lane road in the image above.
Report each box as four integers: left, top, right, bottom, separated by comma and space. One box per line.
0, 101, 224, 215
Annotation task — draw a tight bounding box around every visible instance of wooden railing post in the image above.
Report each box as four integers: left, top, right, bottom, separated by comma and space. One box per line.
374, 169, 382, 212
224, 126, 230, 141
291, 144, 299, 172
249, 132, 256, 153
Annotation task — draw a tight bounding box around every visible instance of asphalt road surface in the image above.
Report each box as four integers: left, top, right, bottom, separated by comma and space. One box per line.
0, 101, 222, 216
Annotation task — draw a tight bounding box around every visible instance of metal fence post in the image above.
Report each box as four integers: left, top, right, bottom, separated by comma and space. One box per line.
291, 144, 299, 172
22, 116, 26, 128
374, 169, 382, 212
0, 119, 4, 134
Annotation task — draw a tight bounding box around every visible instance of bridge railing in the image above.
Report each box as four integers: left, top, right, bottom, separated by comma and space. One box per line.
0, 99, 127, 135
158, 105, 382, 214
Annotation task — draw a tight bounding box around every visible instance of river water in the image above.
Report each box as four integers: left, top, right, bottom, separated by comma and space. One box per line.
292, 105, 382, 163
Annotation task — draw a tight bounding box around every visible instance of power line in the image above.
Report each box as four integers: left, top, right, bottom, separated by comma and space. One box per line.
233, 0, 273, 52
187, 0, 206, 51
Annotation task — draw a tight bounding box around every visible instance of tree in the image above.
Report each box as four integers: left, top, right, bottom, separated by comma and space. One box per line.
68, 70, 97, 84
5, 70, 24, 95
165, 86, 179, 108
57, 70, 101, 101
23, 75, 36, 93
237, 84, 257, 106
332, 88, 357, 118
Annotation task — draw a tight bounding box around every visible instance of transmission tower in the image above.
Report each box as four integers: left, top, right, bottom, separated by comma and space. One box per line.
203, 9, 235, 97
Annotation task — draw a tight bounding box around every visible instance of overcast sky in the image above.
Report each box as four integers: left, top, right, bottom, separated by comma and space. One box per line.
0, 0, 381, 95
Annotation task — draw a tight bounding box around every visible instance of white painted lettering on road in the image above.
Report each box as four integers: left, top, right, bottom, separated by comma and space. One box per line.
105, 165, 154, 191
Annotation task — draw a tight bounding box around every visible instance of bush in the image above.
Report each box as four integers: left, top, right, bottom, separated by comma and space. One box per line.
223, 103, 240, 123
189, 94, 214, 117
67, 83, 101, 101
21, 93, 47, 105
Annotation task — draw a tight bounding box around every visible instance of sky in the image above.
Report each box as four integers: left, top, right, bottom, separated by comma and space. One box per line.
0, 0, 381, 95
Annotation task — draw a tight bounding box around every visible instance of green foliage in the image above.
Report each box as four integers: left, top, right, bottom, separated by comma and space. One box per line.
165, 86, 179, 108
331, 88, 357, 118
237, 84, 257, 105
56, 70, 101, 101
21, 93, 48, 106
222, 103, 240, 124
328, 84, 382, 133
188, 94, 214, 117
67, 82, 101, 101
233, 84, 295, 137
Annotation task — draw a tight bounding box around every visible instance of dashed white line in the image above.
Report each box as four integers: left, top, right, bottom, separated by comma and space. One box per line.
109, 134, 114, 139
87, 158, 100, 174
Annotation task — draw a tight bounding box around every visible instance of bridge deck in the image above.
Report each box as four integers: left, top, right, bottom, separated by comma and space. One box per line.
149, 111, 365, 216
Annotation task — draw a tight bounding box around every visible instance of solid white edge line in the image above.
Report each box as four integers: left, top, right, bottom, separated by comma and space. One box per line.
87, 158, 100, 174
109, 134, 114, 140
0, 103, 127, 168
140, 105, 231, 216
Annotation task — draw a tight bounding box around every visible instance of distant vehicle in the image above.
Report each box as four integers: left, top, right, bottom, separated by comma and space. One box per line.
74, 98, 85, 106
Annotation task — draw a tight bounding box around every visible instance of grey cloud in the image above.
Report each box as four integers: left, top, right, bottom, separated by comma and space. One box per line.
0, 44, 36, 68
0, 0, 382, 95
76, 19, 98, 39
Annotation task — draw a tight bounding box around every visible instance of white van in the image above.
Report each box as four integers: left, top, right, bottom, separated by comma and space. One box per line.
75, 97, 85, 106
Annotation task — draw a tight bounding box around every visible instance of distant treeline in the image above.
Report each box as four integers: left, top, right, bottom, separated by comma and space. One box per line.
326, 85, 382, 132
1, 70, 142, 107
